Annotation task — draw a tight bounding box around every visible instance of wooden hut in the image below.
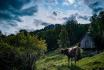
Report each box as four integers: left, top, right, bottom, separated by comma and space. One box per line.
80, 32, 96, 55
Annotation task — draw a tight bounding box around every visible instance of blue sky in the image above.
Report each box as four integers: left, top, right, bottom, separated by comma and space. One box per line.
0, 0, 104, 35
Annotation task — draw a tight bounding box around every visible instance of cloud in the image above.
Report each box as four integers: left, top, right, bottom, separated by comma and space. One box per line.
83, 0, 104, 13
78, 16, 89, 20
62, 12, 91, 24
67, 0, 75, 4
53, 11, 58, 16
34, 6, 66, 24
34, 19, 49, 26
0, 15, 45, 35
0, 0, 100, 35
0, 0, 37, 21
0, 0, 38, 35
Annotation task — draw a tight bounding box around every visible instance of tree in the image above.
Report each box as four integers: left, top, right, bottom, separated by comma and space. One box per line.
0, 31, 47, 70
57, 26, 70, 48
36, 24, 62, 51
90, 11, 104, 51
0, 43, 18, 70
16, 33, 47, 70
65, 19, 88, 46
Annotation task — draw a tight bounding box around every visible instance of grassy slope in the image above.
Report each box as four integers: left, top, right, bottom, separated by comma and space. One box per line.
36, 51, 104, 70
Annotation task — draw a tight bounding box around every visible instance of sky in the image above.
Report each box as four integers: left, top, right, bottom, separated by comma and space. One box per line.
0, 0, 104, 35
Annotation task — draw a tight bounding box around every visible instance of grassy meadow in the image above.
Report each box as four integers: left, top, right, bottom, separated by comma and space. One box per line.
36, 51, 104, 70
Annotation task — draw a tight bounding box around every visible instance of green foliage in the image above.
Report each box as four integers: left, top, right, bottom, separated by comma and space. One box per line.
35, 21, 88, 51
58, 26, 69, 48
90, 11, 104, 50
36, 26, 61, 51
0, 31, 47, 70
66, 20, 89, 46
0, 43, 18, 70
17, 33, 47, 52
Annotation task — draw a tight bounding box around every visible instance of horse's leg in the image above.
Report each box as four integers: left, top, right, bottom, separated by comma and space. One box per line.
74, 56, 77, 64
75, 58, 76, 64
70, 58, 72, 67
68, 57, 70, 67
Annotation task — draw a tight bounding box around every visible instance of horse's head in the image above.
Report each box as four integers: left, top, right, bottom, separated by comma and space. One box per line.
60, 48, 69, 55
60, 48, 65, 54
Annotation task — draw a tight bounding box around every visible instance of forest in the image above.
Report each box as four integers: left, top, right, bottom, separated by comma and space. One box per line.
0, 11, 104, 70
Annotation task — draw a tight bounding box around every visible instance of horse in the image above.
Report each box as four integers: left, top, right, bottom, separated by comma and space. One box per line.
61, 46, 81, 67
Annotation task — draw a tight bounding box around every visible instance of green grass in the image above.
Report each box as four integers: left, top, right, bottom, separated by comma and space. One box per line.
77, 52, 104, 70
36, 51, 104, 70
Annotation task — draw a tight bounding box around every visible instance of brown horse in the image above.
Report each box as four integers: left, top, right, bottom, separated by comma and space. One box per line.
61, 46, 81, 66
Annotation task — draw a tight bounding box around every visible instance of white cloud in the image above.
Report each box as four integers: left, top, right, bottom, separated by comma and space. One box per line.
67, 0, 75, 4
34, 6, 66, 24
0, 20, 19, 35
21, 0, 35, 10
63, 0, 75, 5
77, 17, 90, 24
17, 15, 45, 32
0, 0, 94, 35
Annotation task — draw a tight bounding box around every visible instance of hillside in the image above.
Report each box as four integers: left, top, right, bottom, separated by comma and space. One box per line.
36, 51, 104, 70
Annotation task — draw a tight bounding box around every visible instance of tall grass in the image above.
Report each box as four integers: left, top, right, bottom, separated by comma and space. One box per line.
36, 51, 104, 70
